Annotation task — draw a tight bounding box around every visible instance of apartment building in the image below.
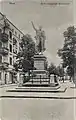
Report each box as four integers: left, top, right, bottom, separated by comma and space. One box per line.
0, 12, 24, 85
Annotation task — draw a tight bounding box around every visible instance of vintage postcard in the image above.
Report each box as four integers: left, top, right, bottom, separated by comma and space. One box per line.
0, 0, 76, 120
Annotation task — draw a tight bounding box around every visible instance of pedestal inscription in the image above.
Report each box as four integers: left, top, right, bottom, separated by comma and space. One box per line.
33, 54, 47, 70
34, 60, 44, 70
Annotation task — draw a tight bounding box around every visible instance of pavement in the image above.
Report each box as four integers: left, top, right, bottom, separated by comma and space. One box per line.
0, 81, 76, 120
0, 80, 76, 99
0, 83, 17, 88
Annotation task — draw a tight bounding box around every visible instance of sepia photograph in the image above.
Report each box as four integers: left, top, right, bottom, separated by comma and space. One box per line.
0, 0, 76, 120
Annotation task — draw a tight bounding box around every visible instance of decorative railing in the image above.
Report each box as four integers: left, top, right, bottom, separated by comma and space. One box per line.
0, 47, 8, 55
0, 33, 8, 42
0, 62, 9, 70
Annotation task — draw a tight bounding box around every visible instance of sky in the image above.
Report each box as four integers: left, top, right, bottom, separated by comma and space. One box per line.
0, 0, 74, 66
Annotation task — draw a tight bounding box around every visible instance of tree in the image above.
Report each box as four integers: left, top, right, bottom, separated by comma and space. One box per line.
57, 26, 76, 80
47, 63, 57, 75
14, 34, 36, 74
57, 66, 64, 77
47, 63, 59, 84
56, 65, 64, 81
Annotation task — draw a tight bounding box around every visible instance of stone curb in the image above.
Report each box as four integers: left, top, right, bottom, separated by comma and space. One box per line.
0, 84, 17, 88
6, 87, 67, 93
0, 95, 76, 99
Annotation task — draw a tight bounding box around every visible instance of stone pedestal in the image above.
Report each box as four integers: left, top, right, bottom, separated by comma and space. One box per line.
34, 54, 47, 70
30, 54, 48, 85
24, 54, 59, 87
18, 74, 23, 87
33, 54, 48, 76
50, 74, 59, 87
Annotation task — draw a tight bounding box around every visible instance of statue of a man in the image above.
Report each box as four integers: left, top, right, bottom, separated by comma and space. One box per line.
31, 21, 46, 54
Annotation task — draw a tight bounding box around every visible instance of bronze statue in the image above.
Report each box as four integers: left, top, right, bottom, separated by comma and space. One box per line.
31, 21, 46, 54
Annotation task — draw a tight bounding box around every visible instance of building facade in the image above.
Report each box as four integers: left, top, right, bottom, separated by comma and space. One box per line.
0, 12, 24, 85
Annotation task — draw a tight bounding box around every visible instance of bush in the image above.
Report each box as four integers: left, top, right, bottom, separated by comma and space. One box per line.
23, 76, 30, 83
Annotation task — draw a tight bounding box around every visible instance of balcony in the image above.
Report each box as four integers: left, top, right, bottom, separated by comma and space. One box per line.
0, 47, 8, 55
0, 62, 9, 70
0, 33, 8, 42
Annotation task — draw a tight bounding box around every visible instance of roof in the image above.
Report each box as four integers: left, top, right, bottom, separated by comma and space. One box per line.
0, 12, 24, 36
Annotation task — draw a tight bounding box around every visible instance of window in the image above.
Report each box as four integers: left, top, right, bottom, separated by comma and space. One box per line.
0, 42, 2, 48
19, 34, 20, 39
10, 57, 12, 65
9, 31, 12, 39
0, 56, 2, 63
13, 38, 17, 45
9, 44, 12, 52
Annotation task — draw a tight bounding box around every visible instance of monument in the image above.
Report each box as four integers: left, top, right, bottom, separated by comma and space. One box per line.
31, 21, 47, 71
25, 22, 49, 85
31, 21, 46, 54
23, 22, 59, 87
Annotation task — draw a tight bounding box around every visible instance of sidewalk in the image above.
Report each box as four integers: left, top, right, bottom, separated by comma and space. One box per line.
0, 81, 76, 99
0, 83, 17, 88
